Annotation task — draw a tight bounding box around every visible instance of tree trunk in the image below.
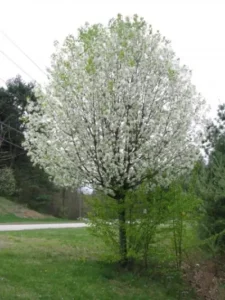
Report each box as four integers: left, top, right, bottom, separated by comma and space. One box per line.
118, 203, 127, 266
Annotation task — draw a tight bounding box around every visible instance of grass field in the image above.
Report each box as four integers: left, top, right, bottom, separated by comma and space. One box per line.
0, 228, 179, 300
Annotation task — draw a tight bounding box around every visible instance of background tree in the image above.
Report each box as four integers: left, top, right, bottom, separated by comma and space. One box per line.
24, 15, 206, 264
199, 104, 225, 249
0, 76, 35, 166
0, 76, 55, 211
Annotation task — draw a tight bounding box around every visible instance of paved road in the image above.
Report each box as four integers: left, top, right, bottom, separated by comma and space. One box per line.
0, 223, 87, 232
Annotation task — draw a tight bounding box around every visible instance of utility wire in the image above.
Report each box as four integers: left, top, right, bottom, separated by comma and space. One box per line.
0, 49, 35, 81
0, 36, 47, 164
0, 121, 26, 152
0, 120, 24, 135
0, 136, 24, 150
0, 31, 47, 77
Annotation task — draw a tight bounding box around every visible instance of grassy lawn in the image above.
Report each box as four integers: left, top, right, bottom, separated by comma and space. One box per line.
0, 228, 177, 300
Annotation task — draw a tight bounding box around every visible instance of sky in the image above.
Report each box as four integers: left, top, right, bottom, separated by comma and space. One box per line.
0, 0, 224, 118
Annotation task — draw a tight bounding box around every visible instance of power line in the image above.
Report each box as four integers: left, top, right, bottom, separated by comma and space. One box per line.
0, 120, 24, 136
0, 31, 47, 77
0, 136, 24, 150
0, 148, 26, 159
0, 122, 27, 153
0, 49, 35, 81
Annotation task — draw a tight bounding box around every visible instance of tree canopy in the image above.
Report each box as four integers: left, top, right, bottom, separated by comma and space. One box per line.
0, 76, 35, 167
24, 15, 206, 196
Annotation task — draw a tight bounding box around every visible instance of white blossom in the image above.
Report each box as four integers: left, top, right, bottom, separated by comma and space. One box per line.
23, 15, 206, 195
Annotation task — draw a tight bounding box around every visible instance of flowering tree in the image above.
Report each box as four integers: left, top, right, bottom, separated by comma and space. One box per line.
24, 15, 206, 263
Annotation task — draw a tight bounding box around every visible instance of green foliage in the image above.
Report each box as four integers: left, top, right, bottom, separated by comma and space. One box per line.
86, 178, 202, 300
88, 177, 202, 274
198, 158, 225, 250
203, 104, 225, 155
0, 167, 16, 196
0, 76, 36, 166
14, 159, 56, 213
87, 193, 120, 261
30, 194, 52, 211
125, 184, 170, 266
165, 181, 202, 270
198, 103, 225, 252
0, 76, 58, 214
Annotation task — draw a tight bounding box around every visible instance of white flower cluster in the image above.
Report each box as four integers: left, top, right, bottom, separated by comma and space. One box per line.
23, 15, 206, 195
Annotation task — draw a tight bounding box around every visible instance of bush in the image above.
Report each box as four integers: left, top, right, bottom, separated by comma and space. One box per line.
0, 167, 16, 196
87, 179, 202, 271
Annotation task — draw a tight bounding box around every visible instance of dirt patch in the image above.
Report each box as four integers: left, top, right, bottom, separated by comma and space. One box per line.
183, 257, 225, 300
15, 209, 47, 219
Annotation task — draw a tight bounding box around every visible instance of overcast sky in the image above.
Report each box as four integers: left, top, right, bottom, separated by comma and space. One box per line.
0, 0, 224, 118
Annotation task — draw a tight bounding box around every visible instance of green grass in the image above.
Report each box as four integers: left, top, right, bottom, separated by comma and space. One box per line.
0, 213, 74, 224
0, 228, 176, 300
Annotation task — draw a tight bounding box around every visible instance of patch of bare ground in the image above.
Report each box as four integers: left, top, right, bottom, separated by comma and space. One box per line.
183, 254, 225, 300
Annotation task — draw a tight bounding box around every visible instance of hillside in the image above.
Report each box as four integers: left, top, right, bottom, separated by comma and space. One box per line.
0, 197, 56, 223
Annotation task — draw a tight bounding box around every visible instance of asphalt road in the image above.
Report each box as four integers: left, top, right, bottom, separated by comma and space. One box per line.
0, 223, 87, 232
